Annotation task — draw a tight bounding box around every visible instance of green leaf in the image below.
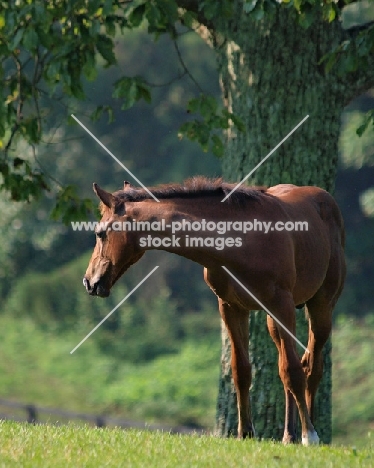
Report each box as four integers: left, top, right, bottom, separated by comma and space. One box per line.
328, 7, 336, 23
22, 28, 39, 51
91, 105, 114, 123
211, 134, 224, 158
181, 95, 245, 157
181, 11, 197, 28
69, 199, 96, 223
102, 0, 114, 15
319, 46, 338, 73
299, 10, 315, 29
356, 110, 374, 137
33, 3, 47, 23
104, 16, 116, 37
129, 4, 146, 28
96, 35, 116, 66
87, 0, 102, 15
51, 185, 96, 224
90, 105, 104, 122
186, 98, 200, 114
21, 117, 41, 144
43, 60, 61, 86
146, 3, 163, 31
83, 50, 97, 81
138, 84, 152, 103
113, 76, 151, 109
156, 0, 179, 22
229, 113, 246, 132
9, 28, 23, 50
37, 29, 53, 48
0, 161, 49, 202
340, 53, 359, 73
200, 95, 217, 118
253, 6, 264, 21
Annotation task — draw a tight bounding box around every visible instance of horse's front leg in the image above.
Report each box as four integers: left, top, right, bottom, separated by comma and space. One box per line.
218, 298, 254, 439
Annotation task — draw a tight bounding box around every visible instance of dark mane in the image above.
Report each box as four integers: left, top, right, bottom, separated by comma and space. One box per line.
114, 177, 268, 204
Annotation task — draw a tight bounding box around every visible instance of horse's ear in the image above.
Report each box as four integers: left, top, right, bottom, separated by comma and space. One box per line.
93, 183, 115, 208
123, 180, 133, 190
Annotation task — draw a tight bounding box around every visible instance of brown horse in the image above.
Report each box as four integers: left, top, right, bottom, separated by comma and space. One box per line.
83, 177, 345, 445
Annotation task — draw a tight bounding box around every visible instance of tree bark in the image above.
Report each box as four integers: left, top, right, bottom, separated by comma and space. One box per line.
213, 4, 372, 443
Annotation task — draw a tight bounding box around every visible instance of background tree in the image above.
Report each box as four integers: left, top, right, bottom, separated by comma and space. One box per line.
1, 0, 374, 443
210, 2, 374, 442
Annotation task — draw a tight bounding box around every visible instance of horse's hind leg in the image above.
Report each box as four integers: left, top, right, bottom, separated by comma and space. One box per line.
218, 298, 254, 439
267, 315, 297, 444
267, 291, 318, 445
301, 249, 346, 423
300, 299, 332, 424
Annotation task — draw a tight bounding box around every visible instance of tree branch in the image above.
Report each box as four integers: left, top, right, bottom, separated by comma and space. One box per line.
173, 39, 205, 93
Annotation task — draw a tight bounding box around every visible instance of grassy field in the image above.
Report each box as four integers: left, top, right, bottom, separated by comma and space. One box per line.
0, 421, 372, 468
0, 313, 372, 448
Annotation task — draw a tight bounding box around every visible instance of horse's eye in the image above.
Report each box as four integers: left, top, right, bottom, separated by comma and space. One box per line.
96, 230, 106, 240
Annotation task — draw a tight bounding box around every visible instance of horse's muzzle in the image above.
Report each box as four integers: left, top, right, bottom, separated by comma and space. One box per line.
83, 276, 92, 293
83, 277, 110, 297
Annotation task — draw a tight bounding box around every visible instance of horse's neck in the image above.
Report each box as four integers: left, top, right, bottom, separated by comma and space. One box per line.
129, 199, 238, 267
132, 199, 224, 224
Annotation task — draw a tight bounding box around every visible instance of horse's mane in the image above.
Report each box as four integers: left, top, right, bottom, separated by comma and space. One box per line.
114, 176, 268, 204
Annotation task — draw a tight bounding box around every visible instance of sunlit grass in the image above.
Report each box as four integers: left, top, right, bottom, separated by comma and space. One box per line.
0, 421, 372, 468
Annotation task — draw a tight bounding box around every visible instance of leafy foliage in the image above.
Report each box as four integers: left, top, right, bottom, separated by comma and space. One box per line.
0, 0, 181, 210
50, 185, 97, 224
0, 0, 226, 212
0, 156, 48, 201
0, 0, 371, 219
0, 0, 122, 206
322, 21, 374, 75
112, 76, 151, 110
340, 111, 374, 169
178, 95, 245, 157
357, 108, 374, 138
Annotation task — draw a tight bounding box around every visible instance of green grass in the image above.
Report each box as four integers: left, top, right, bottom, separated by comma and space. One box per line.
0, 421, 372, 468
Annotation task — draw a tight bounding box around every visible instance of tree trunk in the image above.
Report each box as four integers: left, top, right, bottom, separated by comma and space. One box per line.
213, 5, 367, 443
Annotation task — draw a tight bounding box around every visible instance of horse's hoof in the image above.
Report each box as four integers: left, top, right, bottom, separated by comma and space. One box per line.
239, 425, 256, 440
282, 433, 297, 444
302, 430, 319, 446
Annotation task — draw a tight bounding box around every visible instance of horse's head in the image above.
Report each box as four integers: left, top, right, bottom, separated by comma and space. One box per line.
83, 182, 144, 297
